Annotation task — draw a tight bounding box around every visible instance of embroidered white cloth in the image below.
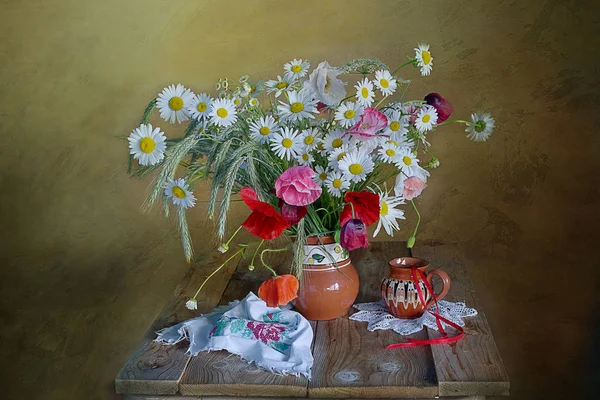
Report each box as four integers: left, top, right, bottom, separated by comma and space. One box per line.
350, 300, 477, 336
155, 292, 314, 378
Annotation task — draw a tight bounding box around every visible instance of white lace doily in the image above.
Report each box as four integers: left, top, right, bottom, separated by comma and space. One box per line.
350, 300, 477, 336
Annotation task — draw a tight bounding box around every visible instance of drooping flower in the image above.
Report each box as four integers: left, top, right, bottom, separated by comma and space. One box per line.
279, 200, 308, 225
402, 176, 427, 200
258, 274, 300, 307
304, 61, 347, 106
185, 299, 198, 310
275, 166, 322, 206
373, 190, 406, 237
345, 108, 388, 140
164, 178, 196, 209
156, 84, 195, 124
340, 191, 380, 227
128, 124, 167, 166
240, 187, 289, 240
340, 219, 369, 251
424, 93, 453, 123
414, 43, 433, 76
466, 112, 495, 142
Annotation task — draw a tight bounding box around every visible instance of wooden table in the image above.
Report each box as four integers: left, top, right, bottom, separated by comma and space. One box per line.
115, 241, 509, 399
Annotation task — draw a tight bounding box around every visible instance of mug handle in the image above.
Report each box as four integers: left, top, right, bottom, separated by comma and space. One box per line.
425, 269, 451, 309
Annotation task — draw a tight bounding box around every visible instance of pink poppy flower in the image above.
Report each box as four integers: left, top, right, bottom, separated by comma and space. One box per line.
402, 176, 427, 200
345, 108, 388, 140
275, 166, 322, 206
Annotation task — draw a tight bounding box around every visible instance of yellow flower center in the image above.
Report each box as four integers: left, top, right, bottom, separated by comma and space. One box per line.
276, 81, 289, 89
168, 96, 184, 111
250, 85, 256, 92
387, 139, 399, 146
197, 102, 207, 112
337, 152, 347, 161
259, 126, 270, 136
234, 98, 241, 105
403, 156, 412, 166
422, 114, 431, 123
317, 143, 325, 150
385, 149, 396, 157
381, 200, 389, 216
304, 136, 314, 145
172, 186, 186, 199
332, 179, 343, 189
332, 138, 343, 148
422, 50, 431, 65
139, 137, 156, 154
282, 138, 293, 148
324, 76, 332, 92
390, 121, 400, 131
290, 102, 304, 113
344, 110, 356, 119
361, 87, 369, 98
197, 126, 204, 134
291, 65, 302, 73
319, 172, 327, 180
380, 78, 389, 88
216, 108, 228, 118
302, 154, 309, 161
349, 163, 363, 175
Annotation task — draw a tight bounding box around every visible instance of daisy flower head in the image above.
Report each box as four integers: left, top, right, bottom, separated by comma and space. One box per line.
232, 96, 243, 108
265, 75, 293, 97
415, 43, 433, 76
414, 105, 438, 132
466, 112, 495, 142
301, 127, 321, 151
373, 190, 406, 237
322, 129, 348, 152
295, 149, 315, 166
328, 145, 350, 171
248, 97, 260, 107
374, 70, 397, 96
209, 98, 238, 127
354, 78, 375, 107
378, 141, 401, 164
187, 93, 213, 121
394, 148, 430, 182
277, 89, 318, 122
314, 165, 330, 185
156, 84, 195, 124
128, 124, 167, 166
270, 127, 302, 160
325, 171, 350, 197
338, 148, 375, 183
284, 59, 310, 81
249, 115, 278, 144
164, 178, 196, 209
384, 110, 409, 137
334, 101, 364, 128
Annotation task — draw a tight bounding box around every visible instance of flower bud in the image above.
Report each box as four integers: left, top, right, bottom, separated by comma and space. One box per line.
218, 243, 229, 253
340, 219, 369, 251
185, 299, 198, 310
424, 93, 453, 123
407, 236, 416, 248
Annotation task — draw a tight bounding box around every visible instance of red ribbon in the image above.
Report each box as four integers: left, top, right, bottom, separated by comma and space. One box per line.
386, 266, 464, 349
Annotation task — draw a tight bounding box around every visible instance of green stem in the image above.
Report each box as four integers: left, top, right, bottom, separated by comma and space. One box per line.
191, 248, 244, 300
222, 225, 243, 249
250, 240, 264, 267
391, 59, 416, 76
410, 199, 421, 240
374, 95, 388, 109
260, 247, 291, 277
435, 119, 472, 127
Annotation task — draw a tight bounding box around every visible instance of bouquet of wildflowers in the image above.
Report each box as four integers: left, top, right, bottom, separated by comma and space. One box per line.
126, 44, 494, 308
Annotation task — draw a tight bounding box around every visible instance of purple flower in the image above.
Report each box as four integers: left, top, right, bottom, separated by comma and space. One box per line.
424, 93, 453, 123
340, 219, 369, 251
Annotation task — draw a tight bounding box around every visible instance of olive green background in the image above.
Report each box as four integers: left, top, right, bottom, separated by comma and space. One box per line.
1, 1, 599, 399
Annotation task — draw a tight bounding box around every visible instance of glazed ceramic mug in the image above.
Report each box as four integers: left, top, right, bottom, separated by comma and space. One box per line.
381, 257, 451, 319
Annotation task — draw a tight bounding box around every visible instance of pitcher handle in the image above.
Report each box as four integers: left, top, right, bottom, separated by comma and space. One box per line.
425, 269, 451, 309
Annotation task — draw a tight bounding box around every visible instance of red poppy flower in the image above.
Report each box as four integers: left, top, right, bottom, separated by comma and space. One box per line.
240, 187, 289, 240
278, 199, 308, 226
340, 191, 380, 227
258, 274, 300, 307
424, 92, 453, 123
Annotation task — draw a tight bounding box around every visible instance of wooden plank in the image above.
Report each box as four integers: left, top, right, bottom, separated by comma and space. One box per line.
412, 240, 510, 397
115, 251, 243, 395
179, 249, 310, 397
309, 242, 438, 398
125, 395, 485, 400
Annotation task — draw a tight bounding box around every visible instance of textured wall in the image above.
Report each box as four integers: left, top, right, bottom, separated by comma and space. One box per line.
1, 1, 599, 399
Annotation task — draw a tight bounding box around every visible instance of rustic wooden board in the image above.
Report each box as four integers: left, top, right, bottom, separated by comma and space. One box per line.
124, 395, 485, 400
115, 251, 243, 395
309, 243, 438, 398
179, 249, 310, 397
412, 241, 510, 397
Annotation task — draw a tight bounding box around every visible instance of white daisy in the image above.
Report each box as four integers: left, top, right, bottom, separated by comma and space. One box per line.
466, 112, 495, 142
249, 115, 278, 144
415, 43, 433, 76
232, 96, 243, 108
354, 78, 375, 107
378, 142, 401, 164
295, 149, 315, 166
325, 171, 350, 197
128, 124, 167, 166
248, 97, 260, 107
277, 90, 318, 122
314, 165, 330, 185
338, 149, 374, 183
384, 110, 409, 137
373, 191, 406, 237
270, 127, 302, 160
334, 101, 364, 128
156, 84, 195, 124
209, 98, 238, 127
414, 105, 438, 132
322, 129, 348, 151
394, 148, 430, 182
284, 59, 310, 81
374, 70, 397, 96
187, 93, 213, 121
265, 75, 293, 97
328, 145, 350, 171
185, 299, 197, 310
164, 178, 196, 209
300, 128, 320, 151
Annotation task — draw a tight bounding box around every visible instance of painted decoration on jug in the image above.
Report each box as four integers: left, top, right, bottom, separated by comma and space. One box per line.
381, 277, 430, 309
303, 242, 349, 265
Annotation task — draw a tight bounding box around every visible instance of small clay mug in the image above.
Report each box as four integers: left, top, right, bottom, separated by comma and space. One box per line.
381, 257, 450, 319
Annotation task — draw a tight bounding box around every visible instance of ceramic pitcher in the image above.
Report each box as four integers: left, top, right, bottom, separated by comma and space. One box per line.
381, 257, 450, 319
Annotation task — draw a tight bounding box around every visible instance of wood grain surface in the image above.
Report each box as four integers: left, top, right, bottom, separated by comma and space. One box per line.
412, 241, 510, 397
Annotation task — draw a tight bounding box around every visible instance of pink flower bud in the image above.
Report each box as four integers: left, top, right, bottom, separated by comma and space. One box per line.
340, 219, 369, 251
424, 93, 453, 123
